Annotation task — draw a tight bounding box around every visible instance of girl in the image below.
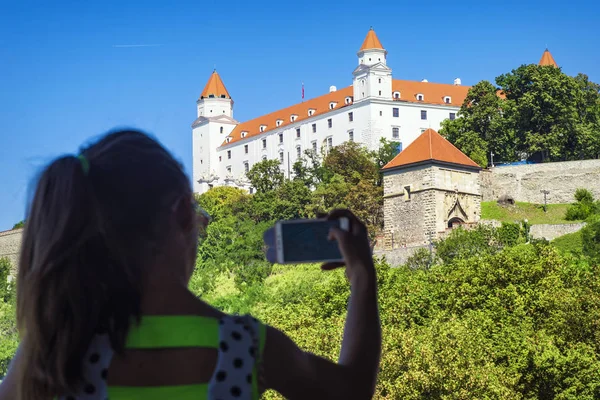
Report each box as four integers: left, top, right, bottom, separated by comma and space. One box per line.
0, 129, 381, 399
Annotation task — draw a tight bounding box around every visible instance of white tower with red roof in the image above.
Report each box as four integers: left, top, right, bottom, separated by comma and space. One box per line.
192, 70, 239, 193
352, 27, 393, 103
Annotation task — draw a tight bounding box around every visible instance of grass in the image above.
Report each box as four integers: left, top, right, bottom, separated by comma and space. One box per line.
481, 201, 576, 225
552, 230, 583, 255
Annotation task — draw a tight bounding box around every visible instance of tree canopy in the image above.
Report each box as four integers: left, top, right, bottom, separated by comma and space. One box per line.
441, 64, 600, 166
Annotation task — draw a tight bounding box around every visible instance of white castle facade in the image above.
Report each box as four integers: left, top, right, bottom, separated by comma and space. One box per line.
191, 28, 470, 194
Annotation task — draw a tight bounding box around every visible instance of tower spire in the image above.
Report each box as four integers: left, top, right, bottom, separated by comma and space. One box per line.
539, 48, 558, 67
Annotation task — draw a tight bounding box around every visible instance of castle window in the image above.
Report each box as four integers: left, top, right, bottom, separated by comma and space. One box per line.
276, 119, 283, 127
244, 144, 248, 154
449, 112, 456, 120
279, 133, 284, 143
345, 96, 352, 105
378, 78, 381, 83
226, 136, 232, 143
220, 95, 226, 98
328, 119, 332, 128
348, 112, 353, 122
201, 159, 203, 164
393, 91, 401, 99
379, 111, 383, 116
219, 156, 222, 162
308, 109, 315, 116
348, 130, 354, 142
393, 107, 399, 117
291, 114, 298, 122
244, 161, 249, 173
296, 128, 301, 138
417, 94, 424, 101
220, 126, 223, 133
421, 110, 427, 120
241, 131, 248, 138
312, 123, 317, 133
262, 155, 267, 161
327, 136, 333, 149
392, 127, 399, 139
361, 80, 365, 86
368, 58, 371, 61
260, 125, 266, 132
329, 102, 337, 109
312, 141, 317, 152
262, 138, 267, 149
444, 96, 452, 104
279, 151, 284, 163
226, 166, 231, 174
249, 187, 254, 194
379, 90, 382, 96
209, 94, 215, 98
227, 150, 231, 159
404, 185, 411, 201
296, 146, 302, 158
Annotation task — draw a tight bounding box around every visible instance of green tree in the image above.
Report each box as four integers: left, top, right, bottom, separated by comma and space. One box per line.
12, 221, 24, 229
0, 257, 17, 378
582, 218, 600, 262
246, 159, 284, 194
323, 141, 379, 185
440, 80, 512, 166
374, 138, 401, 186
442, 65, 600, 165
565, 188, 599, 221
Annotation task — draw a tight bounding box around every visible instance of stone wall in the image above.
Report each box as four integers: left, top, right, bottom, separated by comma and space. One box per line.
0, 228, 23, 273
529, 223, 586, 241
481, 159, 600, 204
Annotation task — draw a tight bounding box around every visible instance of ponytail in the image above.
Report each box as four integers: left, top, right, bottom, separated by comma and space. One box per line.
16, 155, 140, 398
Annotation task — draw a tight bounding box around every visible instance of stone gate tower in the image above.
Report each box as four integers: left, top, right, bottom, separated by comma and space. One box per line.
381, 129, 481, 248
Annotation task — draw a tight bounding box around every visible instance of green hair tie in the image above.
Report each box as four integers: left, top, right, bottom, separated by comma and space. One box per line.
77, 154, 90, 176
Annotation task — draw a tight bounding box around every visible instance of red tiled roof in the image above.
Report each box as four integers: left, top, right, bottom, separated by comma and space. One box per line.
199, 70, 231, 100
359, 28, 384, 51
223, 80, 470, 146
538, 49, 558, 67
382, 128, 479, 170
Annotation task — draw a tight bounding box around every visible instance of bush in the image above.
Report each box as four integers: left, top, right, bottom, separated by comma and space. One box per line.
565, 188, 599, 221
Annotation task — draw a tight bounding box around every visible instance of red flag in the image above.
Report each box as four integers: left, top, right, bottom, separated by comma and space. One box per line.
302, 82, 304, 101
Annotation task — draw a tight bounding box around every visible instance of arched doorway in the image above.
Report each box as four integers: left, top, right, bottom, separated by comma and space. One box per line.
447, 217, 465, 229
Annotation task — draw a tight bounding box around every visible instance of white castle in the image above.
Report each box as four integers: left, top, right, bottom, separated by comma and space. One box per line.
191, 28, 470, 194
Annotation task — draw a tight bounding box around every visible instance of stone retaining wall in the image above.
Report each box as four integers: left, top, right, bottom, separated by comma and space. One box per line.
481, 159, 600, 204
0, 228, 22, 273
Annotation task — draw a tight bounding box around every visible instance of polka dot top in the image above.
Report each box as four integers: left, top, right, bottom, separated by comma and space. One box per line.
57, 314, 265, 400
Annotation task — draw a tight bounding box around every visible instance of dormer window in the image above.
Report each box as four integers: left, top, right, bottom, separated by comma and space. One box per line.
444, 96, 452, 104
209, 94, 215, 98
220, 95, 226, 98
308, 109, 315, 116
329, 102, 337, 110
260, 125, 267, 132
290, 114, 298, 122
241, 131, 248, 138
225, 136, 232, 143
345, 96, 353, 105
276, 119, 283, 127
393, 91, 401, 99
416, 94, 424, 101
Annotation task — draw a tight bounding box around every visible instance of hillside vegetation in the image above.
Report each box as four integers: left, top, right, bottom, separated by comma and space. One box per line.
481, 201, 574, 225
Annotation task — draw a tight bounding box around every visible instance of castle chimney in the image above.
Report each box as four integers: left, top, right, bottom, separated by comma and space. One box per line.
454, 78, 461, 86
329, 85, 337, 93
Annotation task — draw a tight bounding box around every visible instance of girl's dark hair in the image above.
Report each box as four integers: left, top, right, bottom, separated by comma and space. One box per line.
16, 130, 190, 399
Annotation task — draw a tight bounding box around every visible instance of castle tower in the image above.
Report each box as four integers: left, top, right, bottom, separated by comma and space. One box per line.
197, 70, 234, 118
353, 27, 392, 102
381, 129, 482, 248
192, 70, 238, 194
538, 49, 558, 67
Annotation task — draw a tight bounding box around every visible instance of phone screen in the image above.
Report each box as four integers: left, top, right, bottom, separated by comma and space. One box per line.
281, 219, 344, 263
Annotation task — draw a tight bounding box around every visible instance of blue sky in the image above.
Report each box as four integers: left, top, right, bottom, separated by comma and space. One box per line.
0, 0, 598, 230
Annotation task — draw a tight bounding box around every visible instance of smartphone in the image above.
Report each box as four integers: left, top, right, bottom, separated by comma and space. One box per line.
273, 218, 350, 264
